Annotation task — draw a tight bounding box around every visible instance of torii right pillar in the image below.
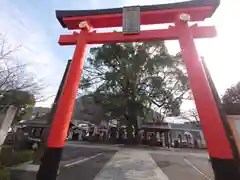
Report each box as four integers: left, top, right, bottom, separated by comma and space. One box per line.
175, 13, 240, 180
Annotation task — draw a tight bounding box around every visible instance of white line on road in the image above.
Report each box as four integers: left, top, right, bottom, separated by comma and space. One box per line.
184, 159, 212, 180
65, 153, 103, 168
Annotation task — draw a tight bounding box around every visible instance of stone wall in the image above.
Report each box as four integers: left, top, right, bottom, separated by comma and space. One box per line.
0, 105, 17, 145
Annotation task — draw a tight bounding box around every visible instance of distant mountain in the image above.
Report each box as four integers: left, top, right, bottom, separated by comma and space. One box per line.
32, 107, 50, 115
72, 95, 178, 127
72, 95, 103, 125
29, 107, 51, 120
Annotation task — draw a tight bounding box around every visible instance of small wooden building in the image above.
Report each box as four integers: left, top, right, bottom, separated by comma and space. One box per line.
141, 122, 172, 146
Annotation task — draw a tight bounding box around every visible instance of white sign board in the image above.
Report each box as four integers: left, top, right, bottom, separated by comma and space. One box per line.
234, 120, 240, 136
227, 115, 240, 155
123, 6, 140, 34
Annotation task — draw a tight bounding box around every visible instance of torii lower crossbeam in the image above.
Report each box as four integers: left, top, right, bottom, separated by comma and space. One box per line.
58, 25, 216, 45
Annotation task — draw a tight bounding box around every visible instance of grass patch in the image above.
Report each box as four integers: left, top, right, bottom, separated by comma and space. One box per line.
0, 165, 10, 180
0, 147, 33, 166
0, 146, 33, 180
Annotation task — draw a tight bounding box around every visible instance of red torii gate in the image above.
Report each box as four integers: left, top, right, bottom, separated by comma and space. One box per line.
37, 1, 240, 180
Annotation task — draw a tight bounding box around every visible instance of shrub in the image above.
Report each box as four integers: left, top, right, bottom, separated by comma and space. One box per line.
0, 148, 33, 166
0, 165, 10, 180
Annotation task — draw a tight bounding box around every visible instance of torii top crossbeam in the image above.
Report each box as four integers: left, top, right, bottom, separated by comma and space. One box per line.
56, 0, 220, 29
55, 1, 220, 46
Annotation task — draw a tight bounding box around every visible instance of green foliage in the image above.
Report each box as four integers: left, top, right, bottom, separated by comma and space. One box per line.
0, 90, 35, 109
80, 42, 189, 128
0, 90, 36, 122
222, 82, 240, 115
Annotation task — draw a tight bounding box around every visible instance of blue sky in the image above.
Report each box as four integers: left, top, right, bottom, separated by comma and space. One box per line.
0, 0, 240, 109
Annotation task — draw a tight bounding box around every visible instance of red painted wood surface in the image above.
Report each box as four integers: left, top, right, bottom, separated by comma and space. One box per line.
62, 6, 213, 29
58, 25, 216, 45
175, 16, 232, 159
47, 31, 88, 147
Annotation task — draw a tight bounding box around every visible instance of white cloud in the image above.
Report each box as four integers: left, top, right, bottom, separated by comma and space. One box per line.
0, 1, 65, 107
89, 0, 101, 9
122, 0, 191, 6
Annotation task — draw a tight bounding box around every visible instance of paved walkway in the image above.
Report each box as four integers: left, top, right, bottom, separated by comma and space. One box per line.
94, 150, 169, 180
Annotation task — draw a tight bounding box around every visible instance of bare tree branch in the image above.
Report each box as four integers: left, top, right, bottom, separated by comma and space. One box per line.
181, 108, 199, 122
0, 34, 48, 104
0, 33, 21, 61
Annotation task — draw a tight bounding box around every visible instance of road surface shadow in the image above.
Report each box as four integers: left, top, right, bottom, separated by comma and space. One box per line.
58, 151, 116, 180
62, 146, 112, 161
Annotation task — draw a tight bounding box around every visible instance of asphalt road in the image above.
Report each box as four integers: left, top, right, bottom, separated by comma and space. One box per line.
58, 151, 116, 180
61, 146, 113, 161
54, 142, 214, 180
151, 152, 214, 180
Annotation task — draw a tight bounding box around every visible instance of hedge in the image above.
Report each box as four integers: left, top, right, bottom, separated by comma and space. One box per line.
0, 165, 10, 180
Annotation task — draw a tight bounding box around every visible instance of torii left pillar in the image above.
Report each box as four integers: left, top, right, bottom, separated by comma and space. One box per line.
36, 25, 90, 180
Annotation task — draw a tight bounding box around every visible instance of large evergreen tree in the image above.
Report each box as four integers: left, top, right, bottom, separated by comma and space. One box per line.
0, 89, 35, 122
222, 82, 240, 115
80, 42, 189, 140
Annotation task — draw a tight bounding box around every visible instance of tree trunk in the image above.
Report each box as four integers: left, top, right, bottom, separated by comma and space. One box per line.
133, 119, 141, 144
180, 136, 182, 148
126, 114, 139, 144
33, 127, 49, 164
124, 114, 133, 143
127, 122, 134, 144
